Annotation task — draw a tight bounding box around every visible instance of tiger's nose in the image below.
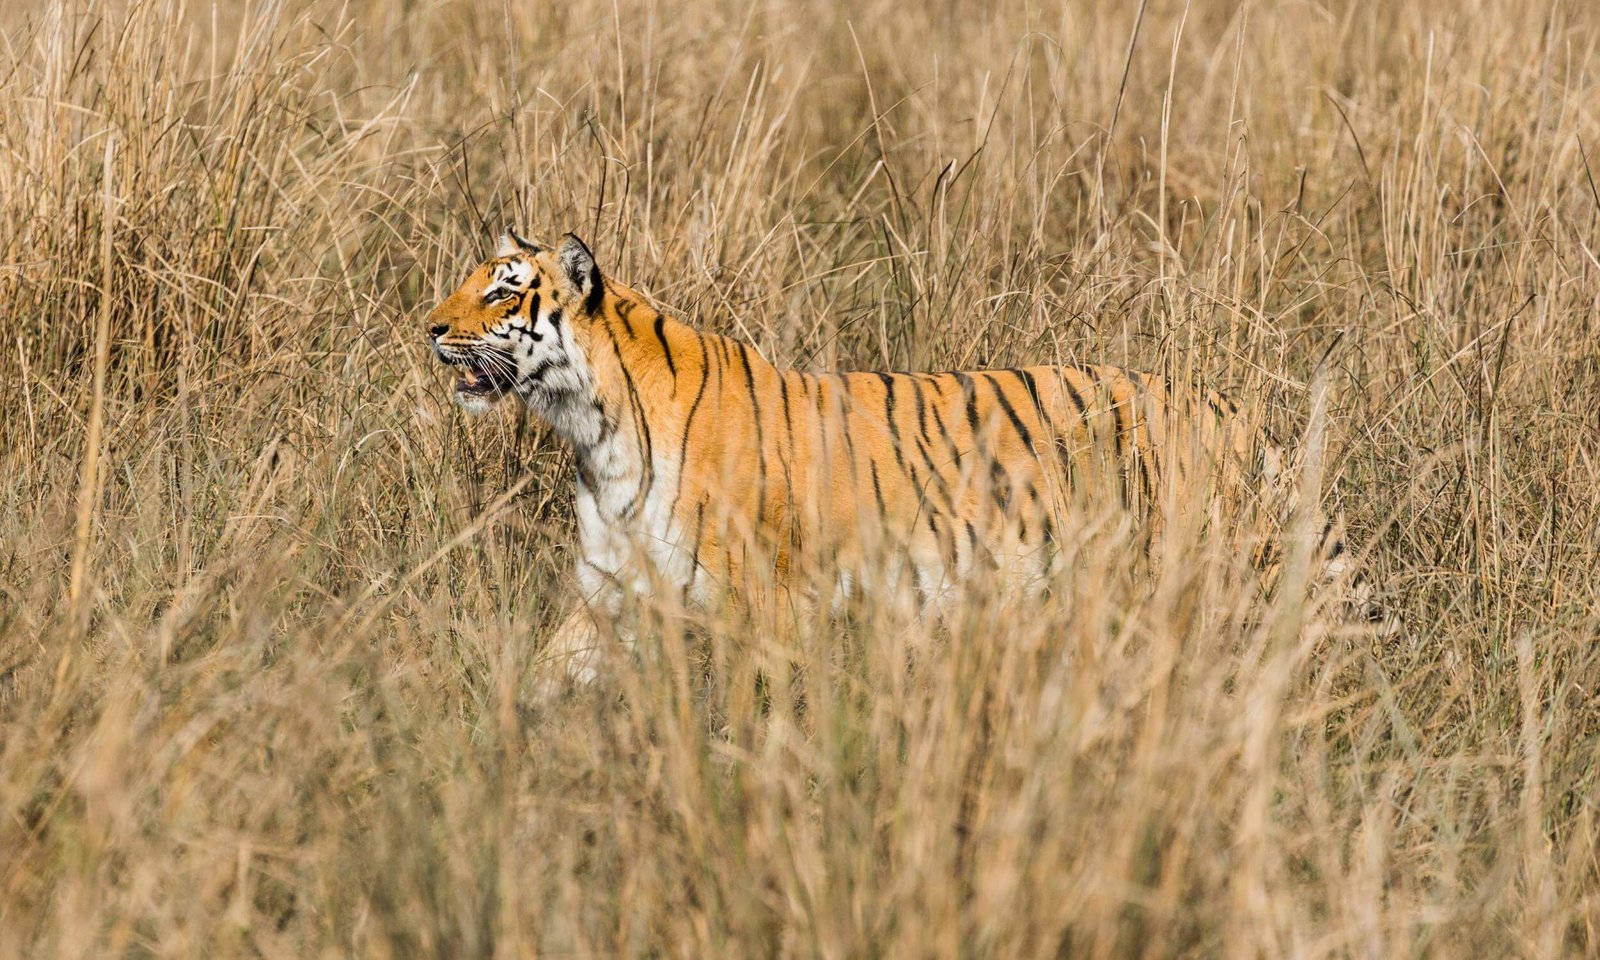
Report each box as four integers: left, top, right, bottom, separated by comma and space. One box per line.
429, 323, 450, 339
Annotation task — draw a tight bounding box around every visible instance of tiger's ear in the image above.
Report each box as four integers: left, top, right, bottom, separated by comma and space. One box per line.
495, 228, 536, 259
558, 232, 604, 313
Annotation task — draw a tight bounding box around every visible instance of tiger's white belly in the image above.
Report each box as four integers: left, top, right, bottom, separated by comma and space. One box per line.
576, 486, 1051, 637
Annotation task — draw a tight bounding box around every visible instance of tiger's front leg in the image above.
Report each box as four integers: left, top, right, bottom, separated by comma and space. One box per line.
530, 566, 637, 702
540, 605, 602, 685
529, 600, 620, 705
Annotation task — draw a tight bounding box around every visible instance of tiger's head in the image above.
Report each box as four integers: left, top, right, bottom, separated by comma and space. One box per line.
426, 229, 605, 416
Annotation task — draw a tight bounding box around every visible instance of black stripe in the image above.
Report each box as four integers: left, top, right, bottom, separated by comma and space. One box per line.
923, 382, 964, 468
1057, 368, 1095, 481
596, 322, 655, 518
1133, 436, 1153, 507
870, 460, 887, 522
669, 333, 713, 524
737, 342, 768, 522
956, 374, 1013, 516
592, 399, 614, 445
928, 510, 957, 570
874, 373, 925, 495
1061, 367, 1092, 419
905, 377, 961, 541
685, 498, 707, 602
987, 459, 1012, 516
526, 293, 542, 334
630, 381, 654, 518
912, 375, 934, 451
652, 314, 677, 380
912, 434, 956, 511
1011, 368, 1045, 420
837, 379, 858, 467
955, 372, 981, 444
1012, 367, 1071, 496
832, 376, 862, 492
777, 371, 797, 510
615, 298, 640, 340
812, 374, 834, 498
906, 377, 954, 517
780, 371, 795, 445
584, 268, 605, 314
876, 372, 899, 430
1109, 384, 1132, 509
901, 376, 957, 509
770, 370, 795, 536
985, 372, 1035, 450
1205, 393, 1231, 425
525, 356, 569, 382
932, 375, 981, 558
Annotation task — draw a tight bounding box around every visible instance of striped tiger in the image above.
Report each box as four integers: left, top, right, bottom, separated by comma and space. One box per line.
426, 230, 1385, 689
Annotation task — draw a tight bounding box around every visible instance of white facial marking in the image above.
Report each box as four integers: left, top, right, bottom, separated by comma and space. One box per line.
484, 260, 532, 301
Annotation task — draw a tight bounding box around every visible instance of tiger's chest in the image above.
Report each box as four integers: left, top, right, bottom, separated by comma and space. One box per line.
572, 437, 702, 615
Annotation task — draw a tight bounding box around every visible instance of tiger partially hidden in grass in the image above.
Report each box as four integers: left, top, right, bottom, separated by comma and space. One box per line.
426, 230, 1386, 691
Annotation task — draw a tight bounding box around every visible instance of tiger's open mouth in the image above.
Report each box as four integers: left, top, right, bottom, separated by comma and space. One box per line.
449, 357, 518, 397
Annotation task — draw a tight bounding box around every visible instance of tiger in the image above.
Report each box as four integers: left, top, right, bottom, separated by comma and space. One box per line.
425, 230, 1386, 691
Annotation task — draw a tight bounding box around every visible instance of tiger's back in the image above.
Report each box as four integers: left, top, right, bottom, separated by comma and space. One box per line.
665, 341, 1271, 596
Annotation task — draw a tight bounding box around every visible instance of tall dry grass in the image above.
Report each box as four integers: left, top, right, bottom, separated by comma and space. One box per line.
2, 0, 1598, 955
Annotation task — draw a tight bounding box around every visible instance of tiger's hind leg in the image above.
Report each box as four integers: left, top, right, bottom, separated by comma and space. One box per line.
1324, 553, 1397, 636
1313, 523, 1399, 637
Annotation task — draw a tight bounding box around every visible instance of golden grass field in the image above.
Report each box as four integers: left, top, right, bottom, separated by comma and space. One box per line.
3, 0, 1599, 955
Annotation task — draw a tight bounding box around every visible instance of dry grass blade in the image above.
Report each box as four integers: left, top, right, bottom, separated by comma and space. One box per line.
1, 0, 1598, 957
